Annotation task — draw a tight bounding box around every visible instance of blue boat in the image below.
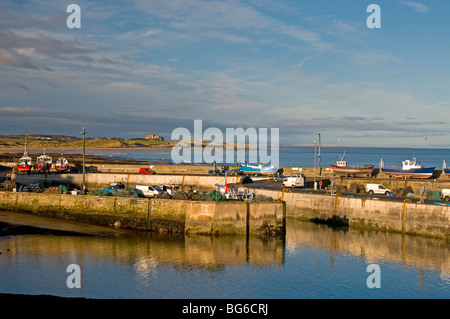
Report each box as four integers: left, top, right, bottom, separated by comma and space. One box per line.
239, 163, 278, 175
381, 158, 435, 179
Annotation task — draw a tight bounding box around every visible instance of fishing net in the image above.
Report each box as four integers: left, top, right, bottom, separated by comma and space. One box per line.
204, 190, 227, 202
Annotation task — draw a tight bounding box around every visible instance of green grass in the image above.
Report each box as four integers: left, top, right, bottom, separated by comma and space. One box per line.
0, 137, 176, 149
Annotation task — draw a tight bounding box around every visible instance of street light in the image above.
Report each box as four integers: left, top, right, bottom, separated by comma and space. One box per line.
81, 127, 86, 195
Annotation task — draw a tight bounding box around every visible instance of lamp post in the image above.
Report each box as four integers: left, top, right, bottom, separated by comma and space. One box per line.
318, 133, 321, 176
81, 127, 86, 195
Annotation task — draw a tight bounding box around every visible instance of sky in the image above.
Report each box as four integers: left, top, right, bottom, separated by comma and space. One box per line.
1, 0, 450, 148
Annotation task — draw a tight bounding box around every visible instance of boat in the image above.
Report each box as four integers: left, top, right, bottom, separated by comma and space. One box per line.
16, 140, 33, 173
35, 150, 52, 172
55, 155, 70, 172
239, 163, 278, 175
381, 158, 435, 179
17, 151, 33, 173
330, 152, 374, 177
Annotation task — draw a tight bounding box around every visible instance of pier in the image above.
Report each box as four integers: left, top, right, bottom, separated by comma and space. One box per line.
1, 163, 450, 239
0, 192, 286, 236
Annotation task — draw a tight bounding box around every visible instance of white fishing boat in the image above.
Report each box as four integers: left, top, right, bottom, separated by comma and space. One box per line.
55, 155, 70, 172
35, 150, 52, 172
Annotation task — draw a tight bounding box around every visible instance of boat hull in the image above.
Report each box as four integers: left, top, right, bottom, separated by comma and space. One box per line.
240, 165, 278, 175
17, 165, 33, 172
381, 167, 435, 179
330, 164, 374, 176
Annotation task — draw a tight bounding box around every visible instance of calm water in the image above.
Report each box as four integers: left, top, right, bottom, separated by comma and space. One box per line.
1, 210, 449, 299
87, 146, 450, 168
4, 146, 450, 168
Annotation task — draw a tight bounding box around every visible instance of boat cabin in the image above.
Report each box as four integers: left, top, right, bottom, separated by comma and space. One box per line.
402, 158, 422, 170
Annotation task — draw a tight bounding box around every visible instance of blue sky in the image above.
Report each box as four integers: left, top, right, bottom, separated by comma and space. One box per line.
1, 0, 450, 147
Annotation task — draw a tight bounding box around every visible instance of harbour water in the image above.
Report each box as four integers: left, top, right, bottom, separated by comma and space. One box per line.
1, 210, 449, 299
1, 146, 450, 300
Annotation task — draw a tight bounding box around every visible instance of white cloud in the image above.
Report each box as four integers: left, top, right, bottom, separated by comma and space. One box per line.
399, 1, 430, 13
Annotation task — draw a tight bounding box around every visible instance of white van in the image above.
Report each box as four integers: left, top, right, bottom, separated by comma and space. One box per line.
366, 183, 392, 195
442, 189, 450, 201
136, 185, 164, 197
283, 174, 305, 188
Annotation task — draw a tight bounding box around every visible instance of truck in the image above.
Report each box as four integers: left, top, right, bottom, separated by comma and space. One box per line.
366, 183, 392, 195
135, 185, 165, 198
283, 174, 305, 188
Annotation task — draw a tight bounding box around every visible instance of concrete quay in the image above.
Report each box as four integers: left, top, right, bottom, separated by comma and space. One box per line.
0, 192, 286, 236
12, 171, 243, 191
4, 166, 450, 239
253, 188, 450, 240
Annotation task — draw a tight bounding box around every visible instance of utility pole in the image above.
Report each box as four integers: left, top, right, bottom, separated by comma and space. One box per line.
314, 140, 317, 190
318, 133, 322, 176
81, 127, 86, 195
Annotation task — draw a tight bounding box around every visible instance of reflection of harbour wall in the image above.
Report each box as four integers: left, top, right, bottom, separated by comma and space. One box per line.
286, 220, 450, 280
254, 189, 450, 239
0, 231, 285, 271
0, 192, 285, 236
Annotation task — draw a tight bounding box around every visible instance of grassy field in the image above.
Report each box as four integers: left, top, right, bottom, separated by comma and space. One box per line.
0, 137, 176, 149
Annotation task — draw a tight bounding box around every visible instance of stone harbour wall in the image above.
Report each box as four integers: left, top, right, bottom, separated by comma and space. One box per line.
0, 192, 285, 236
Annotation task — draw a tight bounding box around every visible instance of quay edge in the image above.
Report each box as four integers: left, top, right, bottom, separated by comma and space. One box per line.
0, 192, 285, 236
252, 188, 450, 240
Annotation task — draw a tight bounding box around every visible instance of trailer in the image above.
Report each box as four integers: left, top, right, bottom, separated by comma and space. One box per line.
208, 161, 242, 176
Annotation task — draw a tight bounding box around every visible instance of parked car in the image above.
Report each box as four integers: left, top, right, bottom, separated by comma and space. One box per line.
366, 183, 392, 195
139, 168, 156, 175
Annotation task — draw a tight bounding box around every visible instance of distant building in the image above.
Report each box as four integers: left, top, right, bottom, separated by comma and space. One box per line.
145, 133, 165, 141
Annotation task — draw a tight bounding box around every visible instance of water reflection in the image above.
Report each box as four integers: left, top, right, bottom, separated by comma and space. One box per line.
1, 211, 449, 298
286, 221, 450, 280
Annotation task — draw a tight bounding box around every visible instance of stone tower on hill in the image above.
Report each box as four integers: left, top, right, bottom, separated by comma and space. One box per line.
145, 133, 164, 141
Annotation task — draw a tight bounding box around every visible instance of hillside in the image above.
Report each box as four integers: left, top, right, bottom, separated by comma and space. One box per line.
0, 136, 176, 149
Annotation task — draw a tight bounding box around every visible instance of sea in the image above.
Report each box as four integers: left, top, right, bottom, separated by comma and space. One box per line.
1, 146, 450, 301
64, 146, 450, 168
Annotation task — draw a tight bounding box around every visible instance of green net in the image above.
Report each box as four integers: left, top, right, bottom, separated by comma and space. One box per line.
204, 190, 227, 202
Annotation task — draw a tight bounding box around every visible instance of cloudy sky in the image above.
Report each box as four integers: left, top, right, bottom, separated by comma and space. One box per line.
1, 0, 450, 147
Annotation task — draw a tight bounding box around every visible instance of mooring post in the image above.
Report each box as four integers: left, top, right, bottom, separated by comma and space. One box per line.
402, 199, 411, 233
333, 193, 340, 214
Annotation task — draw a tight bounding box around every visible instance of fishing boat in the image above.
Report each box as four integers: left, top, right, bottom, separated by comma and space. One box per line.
17, 151, 33, 173
35, 150, 52, 172
239, 163, 278, 175
16, 140, 33, 173
330, 152, 374, 177
55, 155, 70, 172
381, 158, 435, 179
